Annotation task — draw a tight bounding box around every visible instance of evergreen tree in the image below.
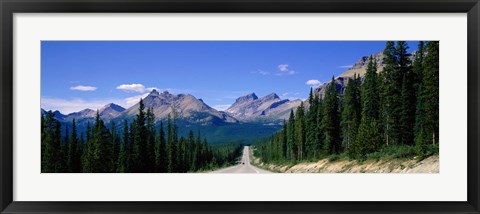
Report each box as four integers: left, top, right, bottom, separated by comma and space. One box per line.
413, 41, 426, 138
415, 41, 439, 154
167, 114, 174, 172
155, 121, 166, 172
354, 57, 382, 157
67, 119, 79, 172
110, 122, 120, 172
282, 120, 288, 159
286, 109, 296, 161
117, 120, 129, 173
82, 121, 93, 172
91, 111, 113, 172
146, 108, 156, 172
42, 111, 62, 172
322, 77, 341, 154
341, 74, 361, 153
381, 41, 402, 146
305, 89, 319, 159
294, 102, 306, 160
133, 98, 148, 172
396, 41, 414, 145
315, 98, 324, 157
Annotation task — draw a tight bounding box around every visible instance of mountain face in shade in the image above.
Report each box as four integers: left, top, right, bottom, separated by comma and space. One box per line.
226, 92, 302, 122
66, 108, 96, 119
98, 103, 126, 120
120, 89, 238, 125
43, 103, 126, 123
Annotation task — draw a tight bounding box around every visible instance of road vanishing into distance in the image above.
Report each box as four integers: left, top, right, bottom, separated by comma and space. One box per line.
211, 146, 272, 173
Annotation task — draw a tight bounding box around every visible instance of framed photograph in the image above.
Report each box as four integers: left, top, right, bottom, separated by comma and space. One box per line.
1, 0, 479, 213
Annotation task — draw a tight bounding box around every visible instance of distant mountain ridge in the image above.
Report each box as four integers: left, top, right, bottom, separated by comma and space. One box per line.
41, 90, 289, 144
119, 89, 238, 125
226, 92, 302, 122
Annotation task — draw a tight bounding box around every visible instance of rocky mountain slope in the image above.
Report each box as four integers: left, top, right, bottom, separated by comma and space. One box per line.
119, 89, 238, 125
226, 92, 302, 122
315, 50, 416, 98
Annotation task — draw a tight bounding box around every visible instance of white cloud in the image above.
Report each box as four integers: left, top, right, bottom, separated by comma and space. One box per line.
212, 104, 231, 111
338, 65, 353, 69
124, 93, 150, 107
116, 84, 147, 93
278, 64, 289, 72
70, 85, 97, 91
306, 79, 321, 87
116, 84, 158, 93
276, 64, 297, 75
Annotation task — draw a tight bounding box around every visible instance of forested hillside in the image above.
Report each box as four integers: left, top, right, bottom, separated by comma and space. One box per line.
41, 99, 243, 173
255, 41, 439, 163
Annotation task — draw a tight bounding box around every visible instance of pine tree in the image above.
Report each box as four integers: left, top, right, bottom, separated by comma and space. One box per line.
67, 119, 79, 172
415, 41, 439, 154
128, 119, 136, 171
187, 129, 195, 171
282, 120, 288, 159
315, 98, 324, 157
146, 108, 156, 172
306, 88, 318, 159
354, 57, 382, 158
117, 120, 129, 173
82, 122, 93, 172
413, 41, 426, 138
341, 74, 362, 153
110, 122, 120, 172
294, 102, 306, 160
133, 98, 148, 172
381, 41, 402, 146
322, 77, 341, 154
286, 109, 296, 161
167, 114, 174, 172
396, 41, 414, 145
155, 121, 165, 172
42, 111, 62, 172
92, 111, 113, 172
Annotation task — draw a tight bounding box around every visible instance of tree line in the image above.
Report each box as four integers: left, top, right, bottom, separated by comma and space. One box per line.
41, 99, 243, 173
256, 41, 439, 162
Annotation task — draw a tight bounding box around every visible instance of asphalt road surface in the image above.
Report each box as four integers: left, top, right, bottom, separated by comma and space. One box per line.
211, 146, 272, 173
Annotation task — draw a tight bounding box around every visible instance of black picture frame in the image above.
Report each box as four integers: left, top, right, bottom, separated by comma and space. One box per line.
1, 0, 479, 213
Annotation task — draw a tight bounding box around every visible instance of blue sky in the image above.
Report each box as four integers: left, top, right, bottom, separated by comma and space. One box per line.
41, 41, 419, 114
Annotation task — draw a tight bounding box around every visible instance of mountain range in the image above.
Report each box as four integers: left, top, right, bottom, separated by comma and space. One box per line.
42, 90, 301, 144
42, 49, 399, 144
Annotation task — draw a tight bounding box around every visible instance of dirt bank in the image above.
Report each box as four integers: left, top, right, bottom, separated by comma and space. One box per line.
252, 155, 439, 173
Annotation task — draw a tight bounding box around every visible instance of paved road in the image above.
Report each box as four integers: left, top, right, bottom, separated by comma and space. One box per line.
211, 146, 272, 173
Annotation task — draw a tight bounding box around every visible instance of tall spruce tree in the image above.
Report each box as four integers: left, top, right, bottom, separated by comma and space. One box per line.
294, 102, 306, 160
133, 98, 148, 172
322, 77, 341, 154
306, 88, 319, 159
42, 111, 62, 172
396, 41, 415, 145
354, 57, 382, 158
413, 42, 426, 137
146, 108, 156, 172
415, 41, 439, 154
341, 74, 362, 153
117, 120, 129, 173
287, 109, 296, 161
67, 119, 79, 172
381, 41, 402, 146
